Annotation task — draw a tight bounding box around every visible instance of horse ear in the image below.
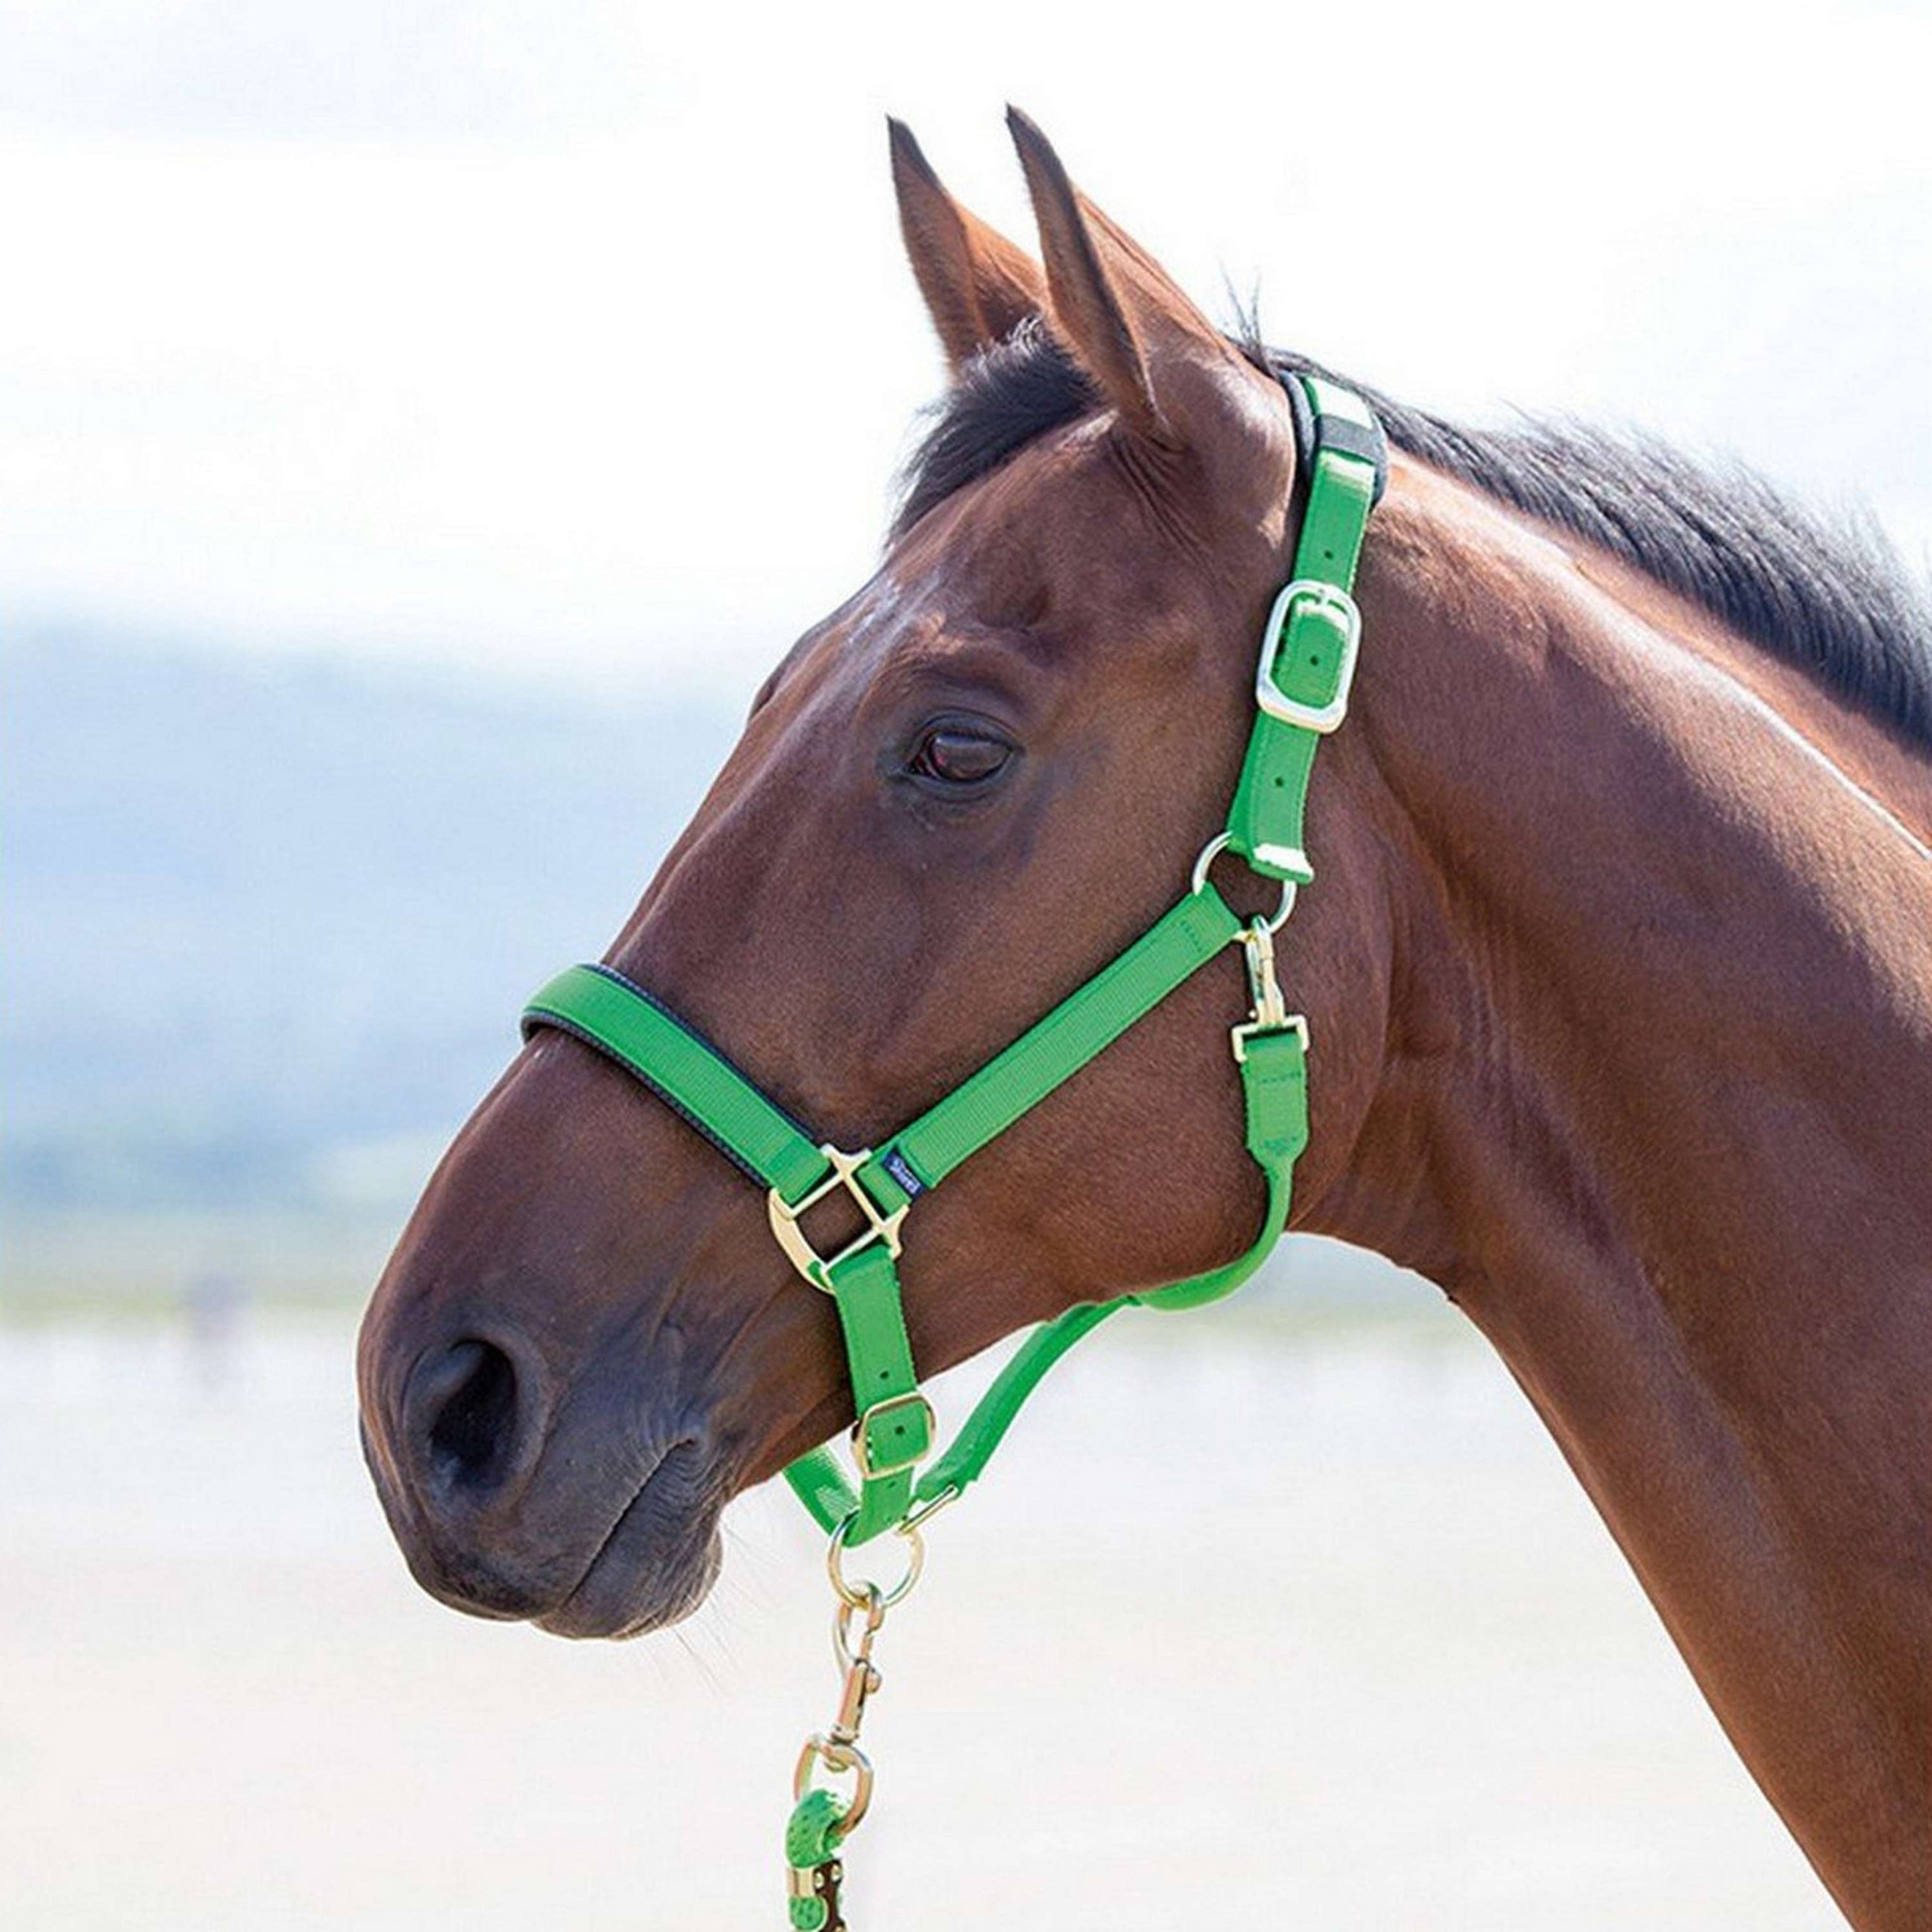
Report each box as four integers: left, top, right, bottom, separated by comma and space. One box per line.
1006, 107, 1232, 446
889, 119, 1046, 372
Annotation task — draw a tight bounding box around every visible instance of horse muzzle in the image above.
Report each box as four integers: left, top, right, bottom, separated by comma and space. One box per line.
358, 1312, 729, 1640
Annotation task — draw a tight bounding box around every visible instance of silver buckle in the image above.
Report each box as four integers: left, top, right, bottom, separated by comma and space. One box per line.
1254, 578, 1360, 734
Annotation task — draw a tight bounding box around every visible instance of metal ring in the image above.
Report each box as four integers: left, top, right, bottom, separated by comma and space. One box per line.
1191, 831, 1298, 932
794, 1734, 875, 1835
1189, 831, 1232, 897
827, 1512, 925, 1610
899, 1483, 960, 1534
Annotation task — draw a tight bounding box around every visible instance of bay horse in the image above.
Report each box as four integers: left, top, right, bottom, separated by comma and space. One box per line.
357, 112, 1932, 1927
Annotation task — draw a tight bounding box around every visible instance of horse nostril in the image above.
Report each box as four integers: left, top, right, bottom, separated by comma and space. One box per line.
423, 1339, 520, 1493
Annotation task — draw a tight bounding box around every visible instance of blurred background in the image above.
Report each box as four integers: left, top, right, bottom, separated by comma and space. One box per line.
2, 1, 1923, 1925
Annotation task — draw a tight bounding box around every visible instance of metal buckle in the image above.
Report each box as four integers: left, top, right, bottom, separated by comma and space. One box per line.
1254, 577, 1361, 734
850, 1391, 935, 1481
768, 1145, 909, 1292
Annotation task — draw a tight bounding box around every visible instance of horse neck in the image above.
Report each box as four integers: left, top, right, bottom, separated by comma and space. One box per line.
1311, 462, 1932, 1927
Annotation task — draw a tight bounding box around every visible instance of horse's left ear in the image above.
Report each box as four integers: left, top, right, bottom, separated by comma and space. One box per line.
890, 118, 1048, 372
1006, 108, 1248, 448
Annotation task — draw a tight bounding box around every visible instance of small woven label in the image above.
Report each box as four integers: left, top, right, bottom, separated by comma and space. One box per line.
880, 1149, 925, 1199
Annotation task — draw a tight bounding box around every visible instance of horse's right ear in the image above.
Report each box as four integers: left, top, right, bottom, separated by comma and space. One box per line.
888, 118, 1046, 372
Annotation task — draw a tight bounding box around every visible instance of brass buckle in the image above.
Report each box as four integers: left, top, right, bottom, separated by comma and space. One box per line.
768, 1145, 909, 1292
1232, 1009, 1310, 1066
850, 1391, 935, 1481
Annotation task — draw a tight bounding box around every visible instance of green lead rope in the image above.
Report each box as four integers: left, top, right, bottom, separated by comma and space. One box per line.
520, 371, 1379, 1550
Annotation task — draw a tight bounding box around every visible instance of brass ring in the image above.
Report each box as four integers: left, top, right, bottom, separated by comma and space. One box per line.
826, 1512, 924, 1610
793, 1734, 875, 1835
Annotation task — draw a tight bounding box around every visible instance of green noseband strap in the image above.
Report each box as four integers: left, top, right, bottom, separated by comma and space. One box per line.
521, 372, 1379, 1546
517, 965, 825, 1197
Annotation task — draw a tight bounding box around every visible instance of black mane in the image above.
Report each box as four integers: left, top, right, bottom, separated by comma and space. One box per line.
896, 321, 1932, 749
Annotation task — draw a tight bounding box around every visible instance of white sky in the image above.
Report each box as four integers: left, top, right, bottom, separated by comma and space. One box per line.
2, 0, 1927, 697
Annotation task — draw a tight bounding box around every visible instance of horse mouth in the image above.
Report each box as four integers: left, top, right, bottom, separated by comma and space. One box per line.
533, 1439, 727, 1641
365, 1417, 729, 1642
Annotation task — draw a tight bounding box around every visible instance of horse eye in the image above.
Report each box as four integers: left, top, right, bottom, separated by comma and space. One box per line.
908, 728, 1013, 787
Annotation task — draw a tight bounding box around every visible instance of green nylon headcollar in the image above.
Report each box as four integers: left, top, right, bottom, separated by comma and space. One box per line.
522, 372, 1382, 1546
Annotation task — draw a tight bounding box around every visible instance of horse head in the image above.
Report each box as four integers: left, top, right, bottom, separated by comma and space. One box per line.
356, 112, 1394, 1639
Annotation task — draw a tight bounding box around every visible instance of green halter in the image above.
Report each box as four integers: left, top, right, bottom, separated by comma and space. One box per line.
522, 372, 1382, 1550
